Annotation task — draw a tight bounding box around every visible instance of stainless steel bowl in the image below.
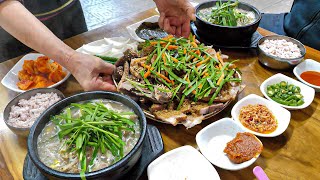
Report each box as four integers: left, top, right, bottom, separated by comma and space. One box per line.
3, 88, 65, 137
257, 35, 306, 70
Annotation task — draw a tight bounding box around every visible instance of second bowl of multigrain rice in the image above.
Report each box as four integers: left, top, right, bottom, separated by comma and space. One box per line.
257, 35, 306, 70
3, 88, 64, 137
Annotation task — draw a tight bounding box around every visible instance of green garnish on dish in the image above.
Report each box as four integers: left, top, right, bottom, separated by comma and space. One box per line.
267, 81, 304, 106
37, 100, 139, 180
198, 0, 255, 27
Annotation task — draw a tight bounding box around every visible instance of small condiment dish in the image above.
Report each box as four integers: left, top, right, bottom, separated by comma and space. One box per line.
1, 53, 71, 93
260, 73, 315, 110
293, 59, 320, 92
147, 145, 220, 180
231, 94, 291, 137
196, 118, 261, 170
3, 88, 65, 137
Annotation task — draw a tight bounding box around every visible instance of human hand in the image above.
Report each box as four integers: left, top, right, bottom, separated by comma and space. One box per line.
154, 0, 195, 38
67, 52, 117, 91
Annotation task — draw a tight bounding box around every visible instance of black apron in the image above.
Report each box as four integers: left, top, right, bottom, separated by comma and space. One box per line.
0, 0, 87, 62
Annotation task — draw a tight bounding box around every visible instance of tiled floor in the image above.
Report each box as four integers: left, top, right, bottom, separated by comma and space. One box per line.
80, 0, 294, 30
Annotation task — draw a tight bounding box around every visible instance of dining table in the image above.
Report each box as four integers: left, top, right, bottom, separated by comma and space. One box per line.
0, 8, 319, 180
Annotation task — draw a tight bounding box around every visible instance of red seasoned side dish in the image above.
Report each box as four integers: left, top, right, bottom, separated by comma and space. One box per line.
17, 56, 66, 90
224, 132, 263, 164
239, 104, 277, 134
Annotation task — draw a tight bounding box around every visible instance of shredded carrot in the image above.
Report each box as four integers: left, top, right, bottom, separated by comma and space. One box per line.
198, 84, 203, 88
144, 67, 154, 78
144, 70, 151, 78
192, 35, 196, 42
156, 72, 171, 83
162, 54, 166, 65
201, 69, 208, 76
196, 50, 201, 55
217, 72, 225, 86
186, 76, 190, 82
192, 90, 196, 94
167, 45, 179, 50
203, 73, 209, 77
183, 48, 186, 54
172, 57, 179, 63
217, 52, 224, 66
164, 35, 174, 39
141, 63, 151, 69
150, 41, 166, 45
196, 56, 210, 67
193, 58, 198, 62
191, 42, 198, 48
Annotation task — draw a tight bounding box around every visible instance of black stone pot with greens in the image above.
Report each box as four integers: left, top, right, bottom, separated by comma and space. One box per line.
27, 91, 147, 180
195, 0, 261, 46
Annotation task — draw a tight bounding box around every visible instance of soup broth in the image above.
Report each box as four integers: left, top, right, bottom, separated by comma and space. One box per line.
198, 6, 256, 26
37, 99, 140, 173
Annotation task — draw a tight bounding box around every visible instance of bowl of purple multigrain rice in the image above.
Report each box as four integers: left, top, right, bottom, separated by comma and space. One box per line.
3, 88, 64, 137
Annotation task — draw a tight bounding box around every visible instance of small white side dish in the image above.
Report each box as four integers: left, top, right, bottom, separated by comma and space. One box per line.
293, 59, 320, 92
76, 37, 137, 58
231, 94, 291, 137
260, 73, 315, 110
196, 118, 261, 171
147, 145, 220, 180
1, 53, 70, 93
126, 15, 160, 42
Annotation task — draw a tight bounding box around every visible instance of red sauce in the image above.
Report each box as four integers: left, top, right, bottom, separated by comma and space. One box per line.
300, 71, 320, 86
224, 132, 263, 164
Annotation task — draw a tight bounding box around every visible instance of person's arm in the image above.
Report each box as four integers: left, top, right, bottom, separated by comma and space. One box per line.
153, 0, 195, 37
0, 0, 116, 91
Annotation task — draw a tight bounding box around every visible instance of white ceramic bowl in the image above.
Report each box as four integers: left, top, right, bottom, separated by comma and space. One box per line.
147, 145, 220, 180
260, 73, 315, 110
196, 118, 262, 170
126, 15, 160, 42
1, 53, 70, 93
293, 59, 320, 92
231, 94, 291, 137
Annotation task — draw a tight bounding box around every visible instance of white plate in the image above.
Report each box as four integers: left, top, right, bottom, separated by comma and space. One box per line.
293, 59, 320, 92
196, 118, 261, 171
231, 94, 291, 137
147, 145, 220, 180
1, 53, 71, 93
76, 37, 137, 58
260, 73, 315, 110
126, 15, 160, 42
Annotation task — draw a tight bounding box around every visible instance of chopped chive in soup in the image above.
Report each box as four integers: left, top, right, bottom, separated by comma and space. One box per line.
198, 0, 255, 27
37, 100, 140, 179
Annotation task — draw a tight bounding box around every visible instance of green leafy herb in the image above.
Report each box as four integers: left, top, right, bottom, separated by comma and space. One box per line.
52, 102, 135, 179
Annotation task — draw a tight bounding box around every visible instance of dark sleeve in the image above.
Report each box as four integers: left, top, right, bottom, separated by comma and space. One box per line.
0, 0, 4, 3
284, 0, 320, 50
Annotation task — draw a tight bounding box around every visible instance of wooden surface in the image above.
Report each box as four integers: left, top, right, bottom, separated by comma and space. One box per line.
1, 8, 320, 180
